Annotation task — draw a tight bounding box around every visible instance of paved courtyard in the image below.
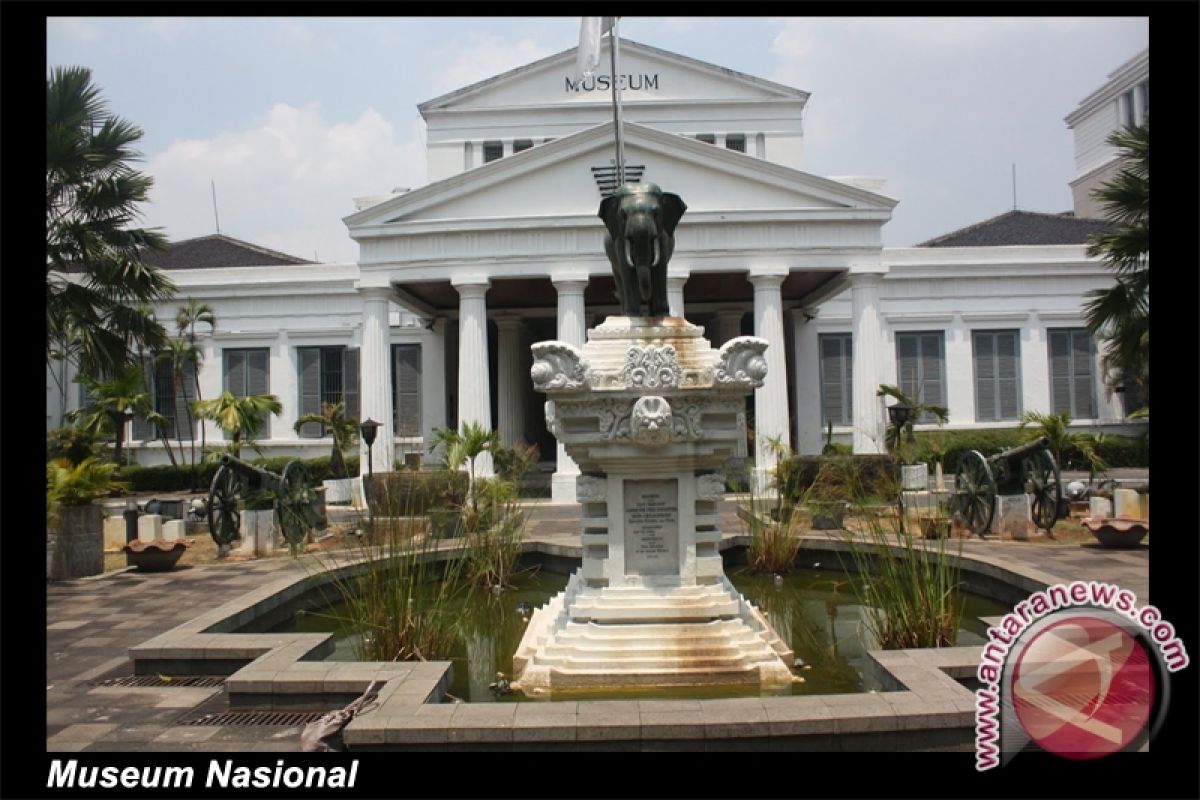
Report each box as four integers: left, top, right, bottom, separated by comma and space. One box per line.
47, 501, 1148, 752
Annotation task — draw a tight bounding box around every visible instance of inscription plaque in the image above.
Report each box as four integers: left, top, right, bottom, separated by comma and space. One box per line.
623, 479, 679, 576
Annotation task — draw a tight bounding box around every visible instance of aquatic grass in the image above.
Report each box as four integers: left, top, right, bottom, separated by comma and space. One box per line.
303, 488, 471, 663
839, 500, 965, 650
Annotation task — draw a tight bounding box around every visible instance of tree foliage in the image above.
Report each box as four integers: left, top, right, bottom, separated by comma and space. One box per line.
293, 402, 359, 479
47, 66, 175, 382
1084, 118, 1149, 411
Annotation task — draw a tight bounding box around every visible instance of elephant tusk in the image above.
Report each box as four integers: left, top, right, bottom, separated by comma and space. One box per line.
624, 238, 635, 270
652, 238, 661, 267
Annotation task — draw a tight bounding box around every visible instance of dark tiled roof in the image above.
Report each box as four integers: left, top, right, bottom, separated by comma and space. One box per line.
140, 234, 314, 269
917, 210, 1112, 247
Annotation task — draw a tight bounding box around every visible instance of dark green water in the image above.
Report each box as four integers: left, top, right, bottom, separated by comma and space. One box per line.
274, 566, 1006, 702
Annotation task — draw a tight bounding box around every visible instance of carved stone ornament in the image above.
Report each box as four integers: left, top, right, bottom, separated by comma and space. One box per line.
575, 475, 608, 503
715, 336, 769, 388
531, 341, 588, 392
630, 396, 673, 446
544, 401, 560, 437
696, 473, 727, 501
620, 345, 682, 389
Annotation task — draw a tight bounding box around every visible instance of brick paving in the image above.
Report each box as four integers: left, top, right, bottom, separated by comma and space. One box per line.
47, 500, 1148, 752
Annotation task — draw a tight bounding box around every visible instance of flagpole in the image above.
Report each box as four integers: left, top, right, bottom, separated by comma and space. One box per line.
609, 18, 626, 186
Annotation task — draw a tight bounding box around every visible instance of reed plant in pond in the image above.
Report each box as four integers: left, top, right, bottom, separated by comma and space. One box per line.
839, 499, 964, 650
308, 511, 470, 664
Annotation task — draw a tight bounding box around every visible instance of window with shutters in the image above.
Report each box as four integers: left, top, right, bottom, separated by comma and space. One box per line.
133, 356, 196, 441
224, 348, 272, 439
391, 344, 422, 436
1047, 329, 1096, 419
1120, 373, 1145, 417
818, 334, 853, 426
725, 134, 746, 153
695, 133, 715, 144
894, 331, 946, 422
513, 139, 533, 153
482, 141, 503, 163
297, 346, 360, 438
972, 330, 1021, 422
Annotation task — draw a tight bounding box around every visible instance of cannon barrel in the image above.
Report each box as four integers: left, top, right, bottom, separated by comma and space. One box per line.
218, 453, 284, 488
988, 436, 1051, 465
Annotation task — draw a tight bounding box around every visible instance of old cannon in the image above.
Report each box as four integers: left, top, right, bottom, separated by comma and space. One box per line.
949, 436, 1067, 536
207, 454, 325, 555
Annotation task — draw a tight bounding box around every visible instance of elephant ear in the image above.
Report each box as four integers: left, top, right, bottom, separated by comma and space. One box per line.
661, 193, 687, 235
598, 194, 622, 239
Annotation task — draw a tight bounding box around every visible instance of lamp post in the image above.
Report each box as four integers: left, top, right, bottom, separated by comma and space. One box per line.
360, 419, 381, 533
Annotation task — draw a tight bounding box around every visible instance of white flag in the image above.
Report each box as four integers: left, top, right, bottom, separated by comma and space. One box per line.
576, 17, 616, 81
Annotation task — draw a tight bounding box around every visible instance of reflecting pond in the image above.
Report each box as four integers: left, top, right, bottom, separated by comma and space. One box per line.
274, 566, 1007, 702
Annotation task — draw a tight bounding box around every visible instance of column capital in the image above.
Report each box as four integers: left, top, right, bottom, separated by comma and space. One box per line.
749, 272, 787, 290
666, 273, 689, 288
551, 276, 590, 293
848, 271, 886, 289
494, 315, 524, 331
453, 279, 490, 299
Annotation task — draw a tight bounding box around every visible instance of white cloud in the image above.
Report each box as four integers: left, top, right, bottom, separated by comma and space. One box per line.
47, 17, 103, 43
432, 32, 554, 94
144, 103, 425, 262
142, 17, 191, 41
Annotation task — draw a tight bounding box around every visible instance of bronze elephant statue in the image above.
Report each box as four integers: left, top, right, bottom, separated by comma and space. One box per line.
599, 182, 687, 318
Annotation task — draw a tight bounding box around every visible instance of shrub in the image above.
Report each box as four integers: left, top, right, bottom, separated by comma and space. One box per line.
777, 455, 896, 500
908, 428, 1147, 472
366, 470, 469, 518
116, 454, 363, 493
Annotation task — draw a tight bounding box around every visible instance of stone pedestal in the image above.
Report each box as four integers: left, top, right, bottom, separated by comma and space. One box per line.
162, 520, 187, 542
137, 514, 163, 543
991, 494, 1032, 540
1089, 496, 1113, 518
1113, 488, 1142, 519
513, 317, 795, 692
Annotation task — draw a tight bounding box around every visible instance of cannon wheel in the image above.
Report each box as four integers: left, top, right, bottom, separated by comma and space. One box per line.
1025, 450, 1063, 532
207, 464, 242, 550
276, 461, 317, 552
951, 450, 996, 536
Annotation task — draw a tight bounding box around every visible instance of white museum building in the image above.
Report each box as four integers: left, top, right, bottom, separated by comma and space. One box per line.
47, 40, 1147, 500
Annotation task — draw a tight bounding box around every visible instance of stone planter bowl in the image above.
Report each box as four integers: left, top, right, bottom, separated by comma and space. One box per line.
123, 539, 190, 571
1084, 517, 1149, 548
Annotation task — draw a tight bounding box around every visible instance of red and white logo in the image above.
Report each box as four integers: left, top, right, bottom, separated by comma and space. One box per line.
1010, 614, 1155, 759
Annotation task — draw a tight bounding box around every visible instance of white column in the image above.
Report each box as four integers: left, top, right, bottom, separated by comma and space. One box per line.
502, 139, 513, 157
791, 308, 823, 455
358, 288, 395, 474
496, 316, 527, 448
197, 336, 222, 447
272, 330, 297, 441
1022, 321, 1050, 416
715, 309, 748, 457
667, 271, 688, 318
751, 272, 791, 479
945, 314, 973, 426
850, 273, 887, 454
455, 280, 493, 477
551, 278, 588, 502
715, 309, 744, 345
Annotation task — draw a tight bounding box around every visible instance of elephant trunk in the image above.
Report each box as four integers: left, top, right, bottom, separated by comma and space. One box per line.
624, 234, 658, 302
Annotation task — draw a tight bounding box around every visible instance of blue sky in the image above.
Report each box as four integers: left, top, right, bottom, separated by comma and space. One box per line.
48, 16, 1148, 262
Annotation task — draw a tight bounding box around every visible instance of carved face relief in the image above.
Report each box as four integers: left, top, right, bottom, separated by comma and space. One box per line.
630, 396, 673, 446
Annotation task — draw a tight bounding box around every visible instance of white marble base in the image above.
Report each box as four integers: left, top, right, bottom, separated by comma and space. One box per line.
137, 514, 163, 543
513, 569, 795, 692
1089, 496, 1113, 518
1113, 488, 1142, 519
550, 471, 579, 504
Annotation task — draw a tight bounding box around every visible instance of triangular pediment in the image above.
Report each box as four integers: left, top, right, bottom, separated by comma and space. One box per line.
419, 39, 808, 114
345, 122, 895, 231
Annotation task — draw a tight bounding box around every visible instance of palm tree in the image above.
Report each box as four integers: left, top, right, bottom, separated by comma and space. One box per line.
176, 298, 217, 472
876, 384, 948, 457
193, 391, 282, 459
429, 422, 500, 516
158, 338, 204, 487
69, 365, 167, 466
1019, 410, 1106, 475
1084, 118, 1148, 411
293, 402, 359, 479
47, 66, 175, 383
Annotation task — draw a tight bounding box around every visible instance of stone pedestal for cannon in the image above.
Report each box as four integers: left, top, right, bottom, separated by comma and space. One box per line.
512, 317, 795, 692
